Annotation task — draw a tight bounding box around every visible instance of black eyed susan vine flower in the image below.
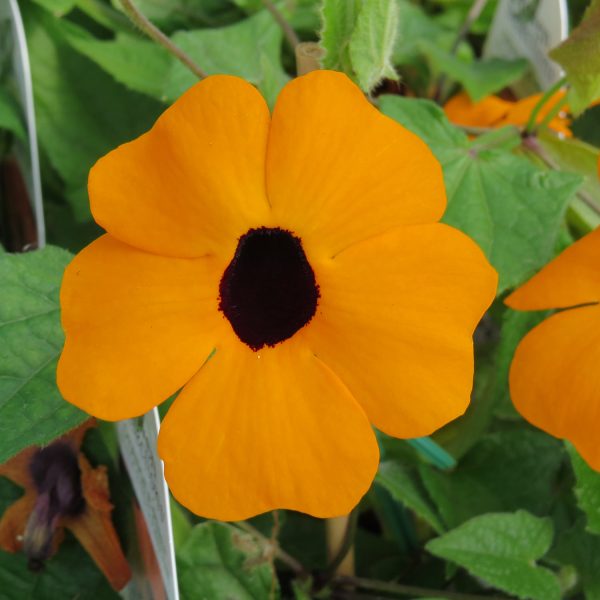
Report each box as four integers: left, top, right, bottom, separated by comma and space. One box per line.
57, 71, 497, 520
506, 226, 600, 470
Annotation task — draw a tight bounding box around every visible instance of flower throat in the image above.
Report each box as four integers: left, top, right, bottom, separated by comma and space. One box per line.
219, 227, 319, 351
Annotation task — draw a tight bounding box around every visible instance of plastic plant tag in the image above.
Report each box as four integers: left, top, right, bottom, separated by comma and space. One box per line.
117, 409, 179, 600
0, 0, 45, 248
484, 0, 568, 93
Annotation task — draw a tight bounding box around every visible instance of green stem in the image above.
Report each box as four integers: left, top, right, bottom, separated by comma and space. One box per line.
536, 95, 569, 132
119, 0, 207, 80
524, 77, 567, 134
261, 0, 300, 48
236, 521, 307, 577
335, 575, 512, 600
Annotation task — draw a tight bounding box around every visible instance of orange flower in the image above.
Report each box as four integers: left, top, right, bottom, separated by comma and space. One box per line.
0, 421, 131, 589
444, 90, 572, 137
57, 71, 497, 520
506, 227, 600, 469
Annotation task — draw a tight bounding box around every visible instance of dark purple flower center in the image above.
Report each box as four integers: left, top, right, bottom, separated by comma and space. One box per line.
219, 227, 319, 351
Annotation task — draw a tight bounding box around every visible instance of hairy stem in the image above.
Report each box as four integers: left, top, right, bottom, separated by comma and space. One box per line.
524, 77, 567, 134
262, 0, 300, 48
119, 0, 207, 80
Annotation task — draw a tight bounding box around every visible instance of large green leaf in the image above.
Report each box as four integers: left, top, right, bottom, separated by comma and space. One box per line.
165, 10, 289, 108
348, 0, 399, 92
0, 247, 86, 464
567, 444, 600, 535
418, 430, 564, 529
376, 461, 445, 533
419, 41, 528, 101
379, 95, 582, 293
61, 27, 172, 100
427, 511, 561, 600
22, 4, 164, 220
0, 535, 118, 600
550, 0, 600, 115
177, 522, 279, 599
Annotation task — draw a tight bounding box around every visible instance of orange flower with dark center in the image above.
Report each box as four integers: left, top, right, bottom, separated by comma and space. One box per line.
444, 90, 572, 136
506, 227, 600, 469
57, 71, 497, 520
0, 421, 131, 589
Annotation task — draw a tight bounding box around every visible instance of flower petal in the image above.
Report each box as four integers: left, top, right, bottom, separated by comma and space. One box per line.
509, 305, 600, 469
506, 227, 600, 310
89, 75, 271, 259
0, 492, 36, 552
64, 455, 131, 591
444, 92, 510, 128
58, 235, 225, 420
266, 71, 446, 258
303, 223, 497, 438
158, 332, 379, 520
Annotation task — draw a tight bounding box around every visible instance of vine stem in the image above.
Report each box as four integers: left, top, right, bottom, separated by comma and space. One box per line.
524, 77, 568, 134
335, 575, 512, 600
522, 134, 600, 214
236, 521, 307, 577
262, 0, 300, 48
119, 0, 207, 80
435, 0, 490, 102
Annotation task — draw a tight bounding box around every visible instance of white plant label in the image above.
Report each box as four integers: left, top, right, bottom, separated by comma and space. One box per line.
117, 409, 179, 600
484, 0, 569, 92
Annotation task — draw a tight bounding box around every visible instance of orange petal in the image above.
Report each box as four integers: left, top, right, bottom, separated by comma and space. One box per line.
266, 70, 446, 258
500, 91, 572, 136
0, 447, 36, 488
64, 455, 131, 590
58, 235, 226, 420
158, 331, 379, 520
506, 227, 600, 310
444, 92, 510, 128
303, 223, 497, 438
509, 305, 600, 468
89, 75, 271, 259
0, 492, 36, 552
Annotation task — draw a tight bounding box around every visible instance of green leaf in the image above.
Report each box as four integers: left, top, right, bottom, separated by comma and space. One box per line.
61, 27, 172, 100
550, 0, 600, 115
177, 522, 279, 599
551, 523, 600, 600
0, 89, 26, 141
418, 430, 564, 529
22, 4, 164, 220
348, 0, 399, 92
320, 0, 361, 73
0, 246, 86, 464
165, 10, 289, 108
426, 511, 561, 600
30, 0, 77, 16
0, 536, 119, 600
376, 461, 445, 533
379, 95, 582, 292
567, 443, 600, 535
419, 41, 528, 101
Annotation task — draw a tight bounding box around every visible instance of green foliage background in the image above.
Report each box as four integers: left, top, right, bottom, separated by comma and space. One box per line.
2, 0, 600, 598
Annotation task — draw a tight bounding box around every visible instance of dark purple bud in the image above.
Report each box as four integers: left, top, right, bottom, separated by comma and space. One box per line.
23, 442, 85, 570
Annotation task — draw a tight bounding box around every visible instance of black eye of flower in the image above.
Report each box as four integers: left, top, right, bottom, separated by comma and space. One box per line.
219, 227, 320, 351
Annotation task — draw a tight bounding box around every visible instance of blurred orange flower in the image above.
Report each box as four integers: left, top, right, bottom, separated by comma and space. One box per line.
0, 421, 130, 589
58, 71, 497, 520
444, 90, 572, 137
506, 227, 600, 469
